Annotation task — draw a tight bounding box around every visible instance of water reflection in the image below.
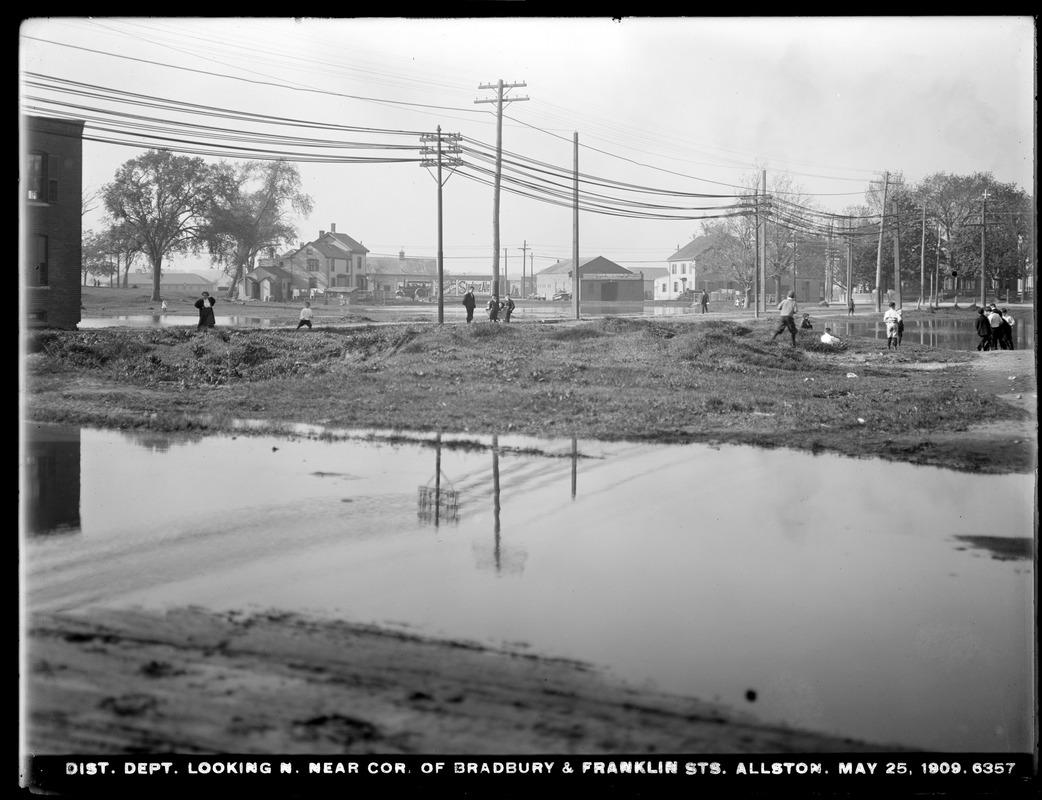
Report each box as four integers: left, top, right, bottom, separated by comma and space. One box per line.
22, 426, 81, 535
22, 424, 1035, 753
828, 315, 1034, 351
78, 315, 277, 329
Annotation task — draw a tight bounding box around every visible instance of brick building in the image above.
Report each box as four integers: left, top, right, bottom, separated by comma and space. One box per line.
22, 115, 84, 330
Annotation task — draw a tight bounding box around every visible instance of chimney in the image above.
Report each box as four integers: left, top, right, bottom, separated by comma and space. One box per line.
331, 223, 336, 233
399, 248, 405, 261
299, 242, 304, 249
319, 231, 325, 238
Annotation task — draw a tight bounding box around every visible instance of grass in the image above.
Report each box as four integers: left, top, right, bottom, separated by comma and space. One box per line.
23, 315, 1034, 474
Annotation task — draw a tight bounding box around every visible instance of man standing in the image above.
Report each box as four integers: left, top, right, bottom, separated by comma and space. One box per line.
975, 308, 993, 351
769, 290, 799, 346
194, 291, 216, 330
700, 289, 709, 314
503, 294, 516, 323
462, 286, 476, 323
986, 304, 1004, 351
883, 301, 902, 350
296, 301, 313, 330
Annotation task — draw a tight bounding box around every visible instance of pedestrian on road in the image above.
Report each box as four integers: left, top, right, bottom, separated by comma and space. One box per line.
1000, 308, 1016, 350
487, 295, 500, 322
194, 291, 216, 330
847, 296, 855, 316
296, 301, 313, 330
462, 286, 476, 323
974, 308, 993, 351
769, 291, 799, 346
700, 289, 709, 314
503, 295, 516, 323
883, 301, 902, 350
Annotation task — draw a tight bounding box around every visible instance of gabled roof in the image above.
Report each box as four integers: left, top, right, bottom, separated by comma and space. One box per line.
324, 231, 368, 254
636, 267, 669, 279
537, 256, 632, 276
311, 240, 349, 259
668, 235, 721, 262
245, 265, 294, 283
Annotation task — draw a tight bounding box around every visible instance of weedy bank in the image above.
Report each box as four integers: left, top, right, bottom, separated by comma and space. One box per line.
24, 317, 1032, 473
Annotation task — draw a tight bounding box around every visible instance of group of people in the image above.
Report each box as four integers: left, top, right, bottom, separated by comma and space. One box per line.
462, 287, 515, 323
975, 304, 1016, 351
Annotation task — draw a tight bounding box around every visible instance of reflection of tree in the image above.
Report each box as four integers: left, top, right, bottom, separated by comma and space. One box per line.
417, 434, 459, 526
121, 430, 201, 453
472, 434, 527, 576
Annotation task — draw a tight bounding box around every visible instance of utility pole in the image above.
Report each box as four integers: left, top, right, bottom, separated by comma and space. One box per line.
980, 190, 990, 307
918, 205, 927, 310
873, 171, 889, 312
825, 220, 834, 303
572, 131, 579, 320
519, 240, 527, 299
846, 216, 854, 309
420, 127, 462, 324
892, 201, 902, 309
503, 248, 508, 297
759, 169, 767, 314
476, 80, 528, 299
753, 185, 760, 318
791, 229, 798, 300
933, 221, 942, 309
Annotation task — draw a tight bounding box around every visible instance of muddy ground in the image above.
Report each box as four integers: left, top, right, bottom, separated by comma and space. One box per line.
20, 303, 1037, 789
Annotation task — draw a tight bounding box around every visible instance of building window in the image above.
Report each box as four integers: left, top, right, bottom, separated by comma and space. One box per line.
673, 281, 678, 293
356, 256, 362, 271
27, 152, 58, 203
308, 277, 317, 289
29, 234, 49, 286
681, 264, 687, 274
328, 258, 335, 272
670, 264, 676, 274
307, 259, 319, 272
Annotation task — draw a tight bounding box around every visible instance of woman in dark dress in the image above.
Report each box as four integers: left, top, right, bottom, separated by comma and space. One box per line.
194, 291, 216, 329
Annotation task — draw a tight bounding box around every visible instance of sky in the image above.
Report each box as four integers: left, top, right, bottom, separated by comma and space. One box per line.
19, 16, 1036, 278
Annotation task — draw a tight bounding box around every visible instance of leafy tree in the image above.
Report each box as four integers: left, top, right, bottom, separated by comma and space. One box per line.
103, 150, 216, 302
202, 160, 313, 299
81, 229, 115, 285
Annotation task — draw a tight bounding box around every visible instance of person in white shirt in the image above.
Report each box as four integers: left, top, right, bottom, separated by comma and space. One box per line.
883, 302, 902, 350
820, 327, 841, 345
296, 300, 314, 330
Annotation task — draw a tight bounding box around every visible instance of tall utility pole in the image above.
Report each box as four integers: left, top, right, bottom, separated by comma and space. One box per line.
572, 131, 579, 319
874, 171, 889, 311
519, 240, 527, 299
476, 80, 528, 299
918, 205, 927, 309
791, 229, 798, 300
420, 127, 462, 324
892, 201, 902, 309
503, 248, 508, 297
980, 190, 990, 307
846, 216, 854, 308
753, 184, 760, 318
825, 220, 834, 303
759, 169, 767, 314
933, 221, 942, 309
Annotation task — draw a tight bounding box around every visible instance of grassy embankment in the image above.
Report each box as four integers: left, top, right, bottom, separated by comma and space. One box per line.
24, 315, 1034, 473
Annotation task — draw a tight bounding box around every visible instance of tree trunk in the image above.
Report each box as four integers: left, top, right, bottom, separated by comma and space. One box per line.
151, 255, 163, 302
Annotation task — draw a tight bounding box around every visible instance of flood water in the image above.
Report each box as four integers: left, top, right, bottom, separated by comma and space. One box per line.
23, 423, 1035, 753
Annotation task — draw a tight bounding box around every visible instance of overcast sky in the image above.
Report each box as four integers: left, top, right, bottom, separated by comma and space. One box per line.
19, 16, 1036, 276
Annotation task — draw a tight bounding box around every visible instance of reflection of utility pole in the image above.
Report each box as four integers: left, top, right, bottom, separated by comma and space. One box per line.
476, 80, 528, 299
420, 127, 462, 324
570, 436, 577, 500
874, 171, 889, 312
492, 434, 501, 572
